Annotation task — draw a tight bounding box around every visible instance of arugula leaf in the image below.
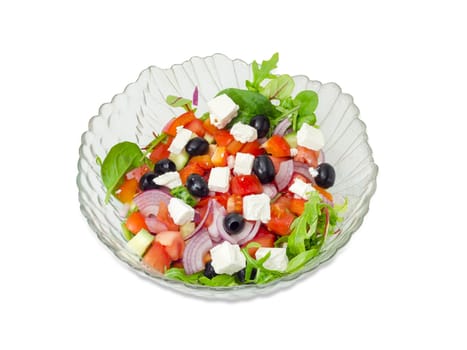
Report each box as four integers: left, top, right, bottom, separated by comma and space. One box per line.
165, 268, 203, 284
100, 141, 145, 203
199, 274, 237, 287
218, 88, 278, 126
170, 186, 198, 207
166, 95, 193, 112
287, 191, 321, 256
260, 74, 295, 100
142, 132, 167, 158
246, 53, 279, 91
286, 248, 320, 273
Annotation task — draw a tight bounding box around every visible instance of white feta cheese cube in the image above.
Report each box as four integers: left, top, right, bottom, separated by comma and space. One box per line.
207, 94, 239, 129
208, 167, 230, 193
168, 127, 193, 154
296, 123, 325, 151
230, 122, 258, 143
210, 241, 246, 275
227, 155, 236, 169
233, 152, 254, 175
289, 178, 315, 199
243, 193, 271, 223
168, 198, 195, 225
308, 167, 319, 178
255, 247, 288, 272
153, 171, 182, 189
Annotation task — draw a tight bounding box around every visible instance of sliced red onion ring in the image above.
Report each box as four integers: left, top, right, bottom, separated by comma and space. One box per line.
184, 200, 214, 240
207, 200, 225, 242
236, 220, 261, 245
318, 150, 325, 164
273, 118, 291, 136
145, 216, 168, 234
293, 161, 316, 184
183, 229, 213, 275
275, 159, 294, 191
192, 86, 199, 106
133, 189, 172, 216
262, 183, 278, 198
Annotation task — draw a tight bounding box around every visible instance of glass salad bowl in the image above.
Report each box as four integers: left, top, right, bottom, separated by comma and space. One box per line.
77, 54, 378, 300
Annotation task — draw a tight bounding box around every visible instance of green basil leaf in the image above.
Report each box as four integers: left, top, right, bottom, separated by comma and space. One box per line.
296, 113, 316, 130
218, 88, 277, 126
293, 90, 319, 131
260, 74, 295, 100
100, 141, 145, 203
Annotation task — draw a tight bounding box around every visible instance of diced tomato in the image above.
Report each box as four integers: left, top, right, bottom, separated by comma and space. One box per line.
226, 194, 243, 213
242, 227, 276, 257
211, 146, 228, 166
267, 203, 296, 236
313, 185, 334, 203
273, 195, 292, 208
143, 242, 171, 273
179, 163, 205, 184
240, 140, 264, 156
185, 119, 205, 137
230, 175, 263, 195
226, 140, 244, 155
294, 146, 319, 167
125, 211, 149, 234
289, 198, 306, 216
212, 193, 229, 208
163, 111, 197, 136
149, 140, 171, 163
203, 118, 220, 136
214, 130, 234, 147
115, 178, 139, 203
155, 231, 185, 261
188, 155, 213, 170
156, 202, 179, 231
262, 135, 291, 157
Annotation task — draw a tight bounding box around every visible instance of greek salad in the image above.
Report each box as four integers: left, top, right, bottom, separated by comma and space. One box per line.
98, 53, 346, 286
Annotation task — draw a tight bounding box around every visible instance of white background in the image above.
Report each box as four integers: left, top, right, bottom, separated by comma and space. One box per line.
1, 1, 466, 349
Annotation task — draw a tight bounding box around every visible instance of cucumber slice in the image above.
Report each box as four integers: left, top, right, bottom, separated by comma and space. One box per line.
284, 132, 297, 148
204, 133, 215, 144
127, 229, 154, 256
180, 222, 195, 239
169, 150, 190, 170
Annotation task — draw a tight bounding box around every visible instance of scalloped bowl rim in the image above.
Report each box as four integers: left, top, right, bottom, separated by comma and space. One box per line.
77, 54, 378, 300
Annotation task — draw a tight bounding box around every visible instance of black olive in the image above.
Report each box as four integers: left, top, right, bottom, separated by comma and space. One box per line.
139, 172, 160, 191
252, 155, 275, 184
185, 137, 209, 156
223, 213, 245, 235
236, 268, 257, 283
315, 163, 336, 189
249, 115, 270, 138
186, 174, 209, 197
203, 261, 217, 279
154, 158, 176, 174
